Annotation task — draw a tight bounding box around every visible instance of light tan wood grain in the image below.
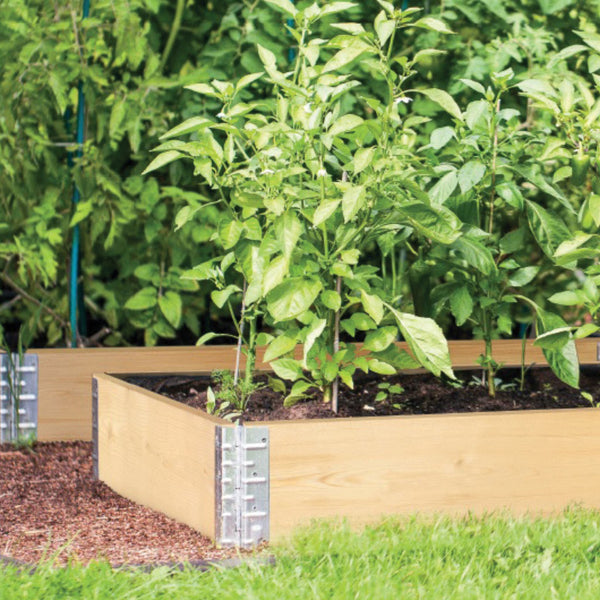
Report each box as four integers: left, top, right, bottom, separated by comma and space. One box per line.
27, 337, 600, 440
96, 373, 218, 538
262, 408, 600, 539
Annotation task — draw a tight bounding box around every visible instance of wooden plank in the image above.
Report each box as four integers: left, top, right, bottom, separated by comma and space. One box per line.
35, 345, 238, 441
96, 373, 218, 538
27, 337, 600, 441
264, 407, 600, 539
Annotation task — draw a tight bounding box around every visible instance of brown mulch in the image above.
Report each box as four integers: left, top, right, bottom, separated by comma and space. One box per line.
129, 366, 600, 422
0, 441, 243, 567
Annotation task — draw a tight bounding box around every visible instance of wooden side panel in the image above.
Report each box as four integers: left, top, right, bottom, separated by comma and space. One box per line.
35, 345, 238, 441
266, 408, 600, 539
29, 337, 600, 441
96, 373, 218, 538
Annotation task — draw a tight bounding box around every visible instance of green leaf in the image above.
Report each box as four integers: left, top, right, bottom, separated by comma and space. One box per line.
351, 312, 377, 331
321, 290, 342, 311
387, 305, 454, 378
451, 236, 497, 275
534, 327, 574, 350
429, 172, 458, 205
360, 290, 384, 325
418, 88, 464, 122
548, 290, 584, 306
526, 201, 571, 258
329, 114, 364, 137
397, 202, 462, 244
271, 358, 304, 382
124, 287, 158, 311
538, 0, 575, 14
430, 127, 455, 150
264, 0, 298, 16
196, 332, 237, 345
458, 161, 486, 194
449, 286, 473, 326
342, 185, 366, 222
158, 291, 182, 328
363, 326, 398, 352
353, 147, 375, 174
142, 151, 183, 175
211, 285, 240, 308
323, 43, 373, 74
508, 267, 539, 287
264, 334, 298, 363
267, 278, 322, 321
160, 117, 212, 140
536, 307, 579, 388
313, 199, 341, 226
303, 318, 327, 366
219, 219, 244, 249
185, 83, 219, 96
575, 323, 600, 339
368, 359, 397, 375
257, 44, 277, 69
414, 17, 454, 34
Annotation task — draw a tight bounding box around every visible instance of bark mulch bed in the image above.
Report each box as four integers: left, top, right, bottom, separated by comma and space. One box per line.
0, 441, 247, 567
128, 366, 600, 422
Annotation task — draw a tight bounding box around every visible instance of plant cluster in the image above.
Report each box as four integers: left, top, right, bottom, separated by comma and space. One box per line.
144, 0, 600, 416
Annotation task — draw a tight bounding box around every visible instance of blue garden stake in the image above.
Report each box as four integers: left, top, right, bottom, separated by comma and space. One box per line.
288, 0, 295, 62
69, 0, 90, 347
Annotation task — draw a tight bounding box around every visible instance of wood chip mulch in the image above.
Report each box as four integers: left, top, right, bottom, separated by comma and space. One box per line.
0, 441, 245, 567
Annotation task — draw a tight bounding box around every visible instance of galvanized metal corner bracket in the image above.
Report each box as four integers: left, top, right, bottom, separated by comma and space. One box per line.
216, 424, 269, 548
0, 353, 38, 444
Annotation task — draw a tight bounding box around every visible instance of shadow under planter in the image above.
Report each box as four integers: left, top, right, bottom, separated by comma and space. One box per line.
93, 372, 600, 548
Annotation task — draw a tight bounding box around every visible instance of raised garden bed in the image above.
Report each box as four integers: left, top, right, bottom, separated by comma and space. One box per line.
94, 339, 600, 548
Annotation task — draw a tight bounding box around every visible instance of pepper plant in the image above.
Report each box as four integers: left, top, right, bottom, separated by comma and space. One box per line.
416, 68, 580, 395
146, 0, 462, 413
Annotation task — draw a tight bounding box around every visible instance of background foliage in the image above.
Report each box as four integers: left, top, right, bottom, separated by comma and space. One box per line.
0, 0, 599, 348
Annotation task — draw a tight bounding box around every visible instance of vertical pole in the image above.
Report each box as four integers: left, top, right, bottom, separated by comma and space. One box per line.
69, 0, 90, 347
287, 0, 295, 63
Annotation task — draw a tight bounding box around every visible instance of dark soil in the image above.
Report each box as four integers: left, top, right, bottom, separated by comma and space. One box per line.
127, 366, 600, 422
0, 441, 245, 566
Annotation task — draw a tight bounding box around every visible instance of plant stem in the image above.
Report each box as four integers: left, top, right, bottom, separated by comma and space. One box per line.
487, 98, 501, 234
331, 275, 342, 414
233, 280, 248, 387
159, 0, 185, 73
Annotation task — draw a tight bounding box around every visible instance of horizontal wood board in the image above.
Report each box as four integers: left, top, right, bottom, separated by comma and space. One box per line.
20, 338, 600, 440
96, 373, 218, 538
259, 407, 600, 539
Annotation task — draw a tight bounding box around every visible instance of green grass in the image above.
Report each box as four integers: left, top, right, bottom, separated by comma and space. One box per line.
4, 509, 600, 599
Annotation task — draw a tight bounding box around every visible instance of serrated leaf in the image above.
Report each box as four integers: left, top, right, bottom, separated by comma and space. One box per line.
418, 88, 464, 122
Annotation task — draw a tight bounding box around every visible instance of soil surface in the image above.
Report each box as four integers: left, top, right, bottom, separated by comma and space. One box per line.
0, 441, 244, 567
128, 367, 600, 422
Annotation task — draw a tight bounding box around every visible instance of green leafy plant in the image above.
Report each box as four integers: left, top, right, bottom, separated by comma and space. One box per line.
147, 1, 460, 412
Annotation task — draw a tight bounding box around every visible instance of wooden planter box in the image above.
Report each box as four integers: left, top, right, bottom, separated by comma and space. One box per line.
93, 339, 600, 547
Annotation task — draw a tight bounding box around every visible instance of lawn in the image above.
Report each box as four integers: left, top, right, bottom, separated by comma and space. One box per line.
3, 510, 600, 599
